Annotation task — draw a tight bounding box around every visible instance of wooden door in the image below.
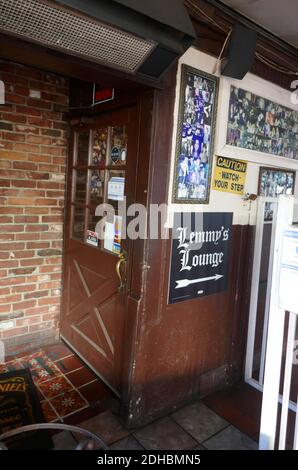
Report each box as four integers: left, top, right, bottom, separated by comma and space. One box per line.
60, 106, 139, 396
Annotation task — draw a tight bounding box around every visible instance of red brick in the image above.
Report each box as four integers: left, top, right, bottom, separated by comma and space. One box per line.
0, 234, 15, 241
0, 294, 22, 303
0, 287, 10, 296
16, 105, 42, 117
0, 180, 11, 188
14, 216, 39, 223
24, 207, 49, 214
2, 113, 27, 124
0, 260, 19, 268
26, 242, 50, 250
16, 233, 40, 241
0, 276, 26, 287
12, 180, 37, 188
12, 299, 36, 311
27, 117, 52, 127
27, 98, 52, 109
0, 225, 23, 233
7, 197, 35, 205
0, 188, 19, 197
16, 316, 42, 327
11, 284, 35, 293
2, 132, 25, 142
13, 251, 35, 259
0, 304, 11, 313
29, 321, 53, 332
14, 143, 41, 153
26, 224, 49, 232
2, 326, 29, 338
0, 207, 23, 214
14, 85, 30, 96
5, 93, 26, 104
13, 161, 37, 171
0, 160, 12, 169
26, 135, 51, 145
11, 268, 36, 276
35, 199, 58, 206
0, 242, 25, 250
24, 306, 49, 316
0, 216, 13, 223
28, 154, 51, 163
20, 259, 44, 267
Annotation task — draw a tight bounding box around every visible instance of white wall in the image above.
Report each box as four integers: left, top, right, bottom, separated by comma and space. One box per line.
167, 48, 298, 226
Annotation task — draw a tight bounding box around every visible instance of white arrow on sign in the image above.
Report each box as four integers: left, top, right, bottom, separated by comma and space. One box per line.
175, 274, 223, 289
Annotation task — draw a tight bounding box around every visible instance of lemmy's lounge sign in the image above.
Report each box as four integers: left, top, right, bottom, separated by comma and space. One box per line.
168, 212, 233, 304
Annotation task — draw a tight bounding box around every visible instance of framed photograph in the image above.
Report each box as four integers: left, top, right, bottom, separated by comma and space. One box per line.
258, 166, 296, 222
227, 86, 298, 159
172, 65, 218, 203
215, 74, 298, 170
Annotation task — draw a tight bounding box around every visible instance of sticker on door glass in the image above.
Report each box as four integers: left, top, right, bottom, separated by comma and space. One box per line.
110, 126, 127, 164
86, 230, 99, 247
92, 128, 107, 165
103, 216, 122, 254
90, 170, 104, 203
111, 147, 121, 164
108, 176, 125, 201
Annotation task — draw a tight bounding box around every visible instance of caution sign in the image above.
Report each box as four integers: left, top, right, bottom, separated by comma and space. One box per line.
212, 156, 247, 195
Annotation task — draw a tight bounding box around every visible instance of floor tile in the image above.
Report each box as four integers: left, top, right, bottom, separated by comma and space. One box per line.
66, 367, 96, 388
53, 431, 77, 450
49, 389, 88, 418
18, 351, 61, 384
38, 374, 74, 399
79, 380, 115, 407
41, 400, 59, 422
171, 402, 229, 443
232, 413, 260, 438
109, 435, 145, 450
204, 425, 258, 450
133, 417, 198, 450
63, 406, 103, 426
44, 343, 73, 362
55, 355, 84, 374
79, 410, 129, 445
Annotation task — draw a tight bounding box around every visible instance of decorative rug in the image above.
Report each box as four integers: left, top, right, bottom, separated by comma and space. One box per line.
0, 350, 89, 424
0, 368, 53, 449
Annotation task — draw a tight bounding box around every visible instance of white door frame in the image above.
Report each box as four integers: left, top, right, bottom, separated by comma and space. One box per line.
245, 196, 297, 414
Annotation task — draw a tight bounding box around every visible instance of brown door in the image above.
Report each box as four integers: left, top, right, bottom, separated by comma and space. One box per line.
60, 106, 139, 396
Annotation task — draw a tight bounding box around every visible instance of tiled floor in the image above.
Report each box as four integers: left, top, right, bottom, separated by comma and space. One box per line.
0, 342, 118, 427
0, 342, 261, 450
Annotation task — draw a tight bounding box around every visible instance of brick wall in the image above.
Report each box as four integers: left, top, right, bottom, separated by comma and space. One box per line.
0, 60, 69, 355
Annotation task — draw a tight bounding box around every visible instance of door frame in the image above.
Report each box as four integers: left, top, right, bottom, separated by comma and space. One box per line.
60, 91, 155, 414
244, 196, 297, 414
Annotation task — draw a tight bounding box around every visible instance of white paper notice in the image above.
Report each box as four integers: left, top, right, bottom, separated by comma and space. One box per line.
279, 227, 298, 314
104, 221, 114, 252
107, 177, 125, 201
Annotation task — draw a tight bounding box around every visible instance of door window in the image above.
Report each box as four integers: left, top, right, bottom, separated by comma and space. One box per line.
71, 125, 127, 253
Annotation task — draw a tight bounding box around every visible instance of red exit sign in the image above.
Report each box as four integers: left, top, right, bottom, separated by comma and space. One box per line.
93, 85, 114, 105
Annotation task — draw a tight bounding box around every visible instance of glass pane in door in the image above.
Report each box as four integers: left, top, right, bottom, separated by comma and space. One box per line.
92, 128, 108, 165
76, 132, 90, 166
109, 126, 127, 165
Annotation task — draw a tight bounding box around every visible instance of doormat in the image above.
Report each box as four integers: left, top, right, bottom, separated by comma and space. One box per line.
0, 368, 53, 449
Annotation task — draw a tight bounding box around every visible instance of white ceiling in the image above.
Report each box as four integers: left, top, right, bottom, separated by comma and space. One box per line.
220, 0, 298, 49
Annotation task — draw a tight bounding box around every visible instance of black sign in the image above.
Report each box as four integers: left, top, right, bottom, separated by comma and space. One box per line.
168, 212, 233, 304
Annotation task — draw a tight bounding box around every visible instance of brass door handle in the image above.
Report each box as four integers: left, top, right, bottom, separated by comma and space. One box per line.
116, 250, 127, 292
